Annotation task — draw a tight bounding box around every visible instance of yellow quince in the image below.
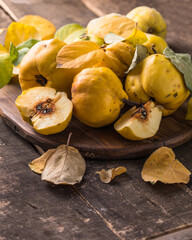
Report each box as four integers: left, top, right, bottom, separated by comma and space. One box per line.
95, 42, 135, 80
143, 33, 168, 55
127, 6, 167, 39
86, 13, 136, 39
72, 67, 128, 127
19, 38, 75, 97
125, 54, 190, 116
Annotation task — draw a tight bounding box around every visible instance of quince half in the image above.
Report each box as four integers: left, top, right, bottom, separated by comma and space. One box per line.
72, 67, 128, 127
125, 54, 190, 116
127, 6, 167, 39
114, 101, 162, 140
19, 38, 75, 97
15, 87, 73, 135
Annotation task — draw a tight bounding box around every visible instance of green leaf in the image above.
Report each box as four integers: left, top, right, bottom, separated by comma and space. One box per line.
0, 53, 13, 88
9, 42, 18, 64
104, 33, 125, 44
64, 28, 86, 44
14, 47, 29, 66
16, 39, 39, 51
163, 47, 192, 92
125, 44, 148, 74
9, 39, 39, 66
54, 23, 85, 42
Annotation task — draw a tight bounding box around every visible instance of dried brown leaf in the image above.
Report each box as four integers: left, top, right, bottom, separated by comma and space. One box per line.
28, 149, 56, 174
141, 147, 191, 184
96, 166, 127, 183
41, 144, 86, 185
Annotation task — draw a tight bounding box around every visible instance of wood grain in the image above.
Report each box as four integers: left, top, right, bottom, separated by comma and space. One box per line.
1, 116, 192, 240
2, 0, 97, 28
0, 82, 192, 160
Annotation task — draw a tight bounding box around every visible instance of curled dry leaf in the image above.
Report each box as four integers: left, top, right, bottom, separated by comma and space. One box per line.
96, 167, 127, 183
125, 27, 148, 46
28, 149, 56, 174
18, 15, 56, 40
41, 144, 86, 185
141, 147, 191, 184
56, 41, 105, 71
29, 144, 86, 185
5, 22, 40, 50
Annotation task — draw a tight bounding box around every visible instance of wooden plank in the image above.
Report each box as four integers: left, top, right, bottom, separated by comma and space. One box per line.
0, 7, 12, 45
152, 226, 192, 240
0, 116, 121, 240
1, 113, 192, 240
82, 0, 192, 55
1, 1, 192, 239
2, 0, 97, 28
75, 154, 192, 240
1, 82, 192, 160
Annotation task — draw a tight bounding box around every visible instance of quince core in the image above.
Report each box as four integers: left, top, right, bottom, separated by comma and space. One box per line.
114, 101, 162, 140
15, 87, 73, 135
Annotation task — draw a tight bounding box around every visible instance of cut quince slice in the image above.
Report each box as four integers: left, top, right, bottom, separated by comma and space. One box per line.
15, 87, 73, 135
114, 101, 162, 140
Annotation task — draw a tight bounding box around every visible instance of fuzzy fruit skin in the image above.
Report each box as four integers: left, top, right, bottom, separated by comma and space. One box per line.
114, 101, 162, 140
86, 13, 136, 39
19, 39, 75, 97
125, 54, 190, 116
143, 33, 168, 55
72, 67, 128, 127
95, 42, 135, 80
127, 6, 167, 39
74, 35, 104, 46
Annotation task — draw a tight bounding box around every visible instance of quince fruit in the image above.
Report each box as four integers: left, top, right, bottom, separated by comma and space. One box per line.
114, 100, 162, 140
73, 34, 104, 46
15, 87, 73, 135
127, 6, 167, 39
143, 33, 168, 55
96, 41, 135, 80
125, 54, 190, 116
19, 38, 75, 97
86, 13, 136, 39
72, 67, 128, 127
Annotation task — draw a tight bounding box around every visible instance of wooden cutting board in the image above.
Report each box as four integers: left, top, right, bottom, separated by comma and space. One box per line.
0, 81, 192, 160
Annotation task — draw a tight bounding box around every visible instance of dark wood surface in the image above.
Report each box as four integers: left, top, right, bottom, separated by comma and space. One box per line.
1, 82, 192, 159
1, 1, 192, 239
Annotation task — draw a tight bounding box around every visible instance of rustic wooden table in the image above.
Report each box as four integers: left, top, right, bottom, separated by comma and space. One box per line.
1, 1, 192, 239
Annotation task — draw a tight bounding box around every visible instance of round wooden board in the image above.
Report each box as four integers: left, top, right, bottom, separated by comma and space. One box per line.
0, 82, 192, 160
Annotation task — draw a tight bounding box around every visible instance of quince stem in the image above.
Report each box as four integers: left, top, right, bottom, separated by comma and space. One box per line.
122, 98, 141, 107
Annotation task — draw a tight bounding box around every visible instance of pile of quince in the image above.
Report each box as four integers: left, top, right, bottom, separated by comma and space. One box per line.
4, 7, 191, 139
